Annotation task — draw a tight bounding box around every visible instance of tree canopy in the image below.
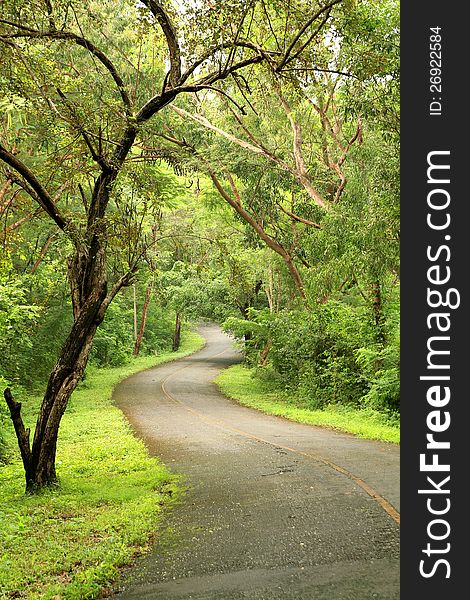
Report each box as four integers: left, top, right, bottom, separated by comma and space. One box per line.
0, 0, 399, 491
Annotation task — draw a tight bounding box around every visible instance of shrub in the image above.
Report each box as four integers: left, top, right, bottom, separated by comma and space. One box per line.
223, 296, 399, 413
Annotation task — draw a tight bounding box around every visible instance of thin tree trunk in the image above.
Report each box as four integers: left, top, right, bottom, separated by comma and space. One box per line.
0, 178, 13, 209
265, 266, 274, 312
30, 232, 56, 274
371, 279, 386, 344
240, 303, 253, 349
172, 311, 182, 351
133, 282, 153, 356
4, 389, 33, 483
259, 340, 272, 366
275, 270, 282, 312
133, 285, 137, 340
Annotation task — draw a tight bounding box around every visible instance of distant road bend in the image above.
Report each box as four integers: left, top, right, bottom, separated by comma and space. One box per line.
112, 323, 400, 600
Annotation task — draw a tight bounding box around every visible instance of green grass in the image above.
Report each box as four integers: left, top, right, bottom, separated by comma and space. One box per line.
0, 330, 205, 600
215, 364, 400, 444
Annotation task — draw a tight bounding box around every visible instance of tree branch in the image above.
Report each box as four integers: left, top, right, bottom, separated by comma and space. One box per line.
171, 103, 329, 211
202, 159, 306, 299
97, 269, 137, 320
30, 231, 58, 274
3, 207, 43, 234
56, 88, 109, 169
277, 204, 321, 228
170, 105, 264, 155
137, 52, 265, 123
0, 178, 15, 214
140, 0, 181, 88
0, 146, 68, 231
273, 86, 328, 210
280, 11, 332, 70
284, 66, 358, 79
4, 388, 32, 478
179, 40, 279, 86
44, 0, 57, 31
275, 0, 343, 73
331, 116, 362, 204
192, 54, 264, 88
0, 26, 132, 115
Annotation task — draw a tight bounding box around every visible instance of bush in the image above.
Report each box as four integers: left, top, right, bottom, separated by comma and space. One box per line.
269, 302, 371, 408
91, 299, 134, 367
90, 291, 178, 367
223, 295, 399, 413
0, 274, 43, 386
356, 343, 400, 411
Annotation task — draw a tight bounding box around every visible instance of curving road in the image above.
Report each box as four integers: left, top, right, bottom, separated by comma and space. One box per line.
111, 324, 399, 599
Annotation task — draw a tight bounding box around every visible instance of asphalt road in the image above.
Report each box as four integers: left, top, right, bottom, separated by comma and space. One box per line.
111, 323, 400, 599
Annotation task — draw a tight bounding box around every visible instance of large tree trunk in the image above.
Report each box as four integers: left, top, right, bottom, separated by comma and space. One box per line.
29, 291, 106, 489
2, 127, 139, 492
5, 228, 124, 491
27, 249, 108, 490
8, 297, 108, 491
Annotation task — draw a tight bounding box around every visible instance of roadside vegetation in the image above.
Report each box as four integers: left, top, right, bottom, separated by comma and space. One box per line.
1, 0, 399, 597
0, 330, 204, 600
219, 285, 400, 443
216, 363, 399, 444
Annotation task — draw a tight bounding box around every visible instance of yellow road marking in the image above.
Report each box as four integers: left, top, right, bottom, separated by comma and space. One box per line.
160, 347, 400, 526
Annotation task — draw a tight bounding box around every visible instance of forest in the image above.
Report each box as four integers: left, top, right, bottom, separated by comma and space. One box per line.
0, 0, 399, 597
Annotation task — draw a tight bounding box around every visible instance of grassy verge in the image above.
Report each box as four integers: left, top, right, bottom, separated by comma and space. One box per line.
215, 364, 399, 444
0, 330, 205, 600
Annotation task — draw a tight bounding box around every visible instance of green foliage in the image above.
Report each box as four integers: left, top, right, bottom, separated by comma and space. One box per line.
357, 349, 400, 411
0, 270, 43, 385
355, 296, 400, 411
215, 363, 399, 443
0, 0, 400, 480
223, 308, 271, 363
0, 329, 204, 599
90, 298, 135, 367
89, 282, 191, 368
224, 292, 400, 413
0, 377, 10, 462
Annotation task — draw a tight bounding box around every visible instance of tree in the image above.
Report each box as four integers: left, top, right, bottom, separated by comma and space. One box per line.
151, 54, 369, 299
163, 0, 398, 314
0, 0, 344, 491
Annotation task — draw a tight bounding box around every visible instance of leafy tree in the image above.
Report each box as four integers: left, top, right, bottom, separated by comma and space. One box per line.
1, 0, 343, 490
152, 0, 399, 305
